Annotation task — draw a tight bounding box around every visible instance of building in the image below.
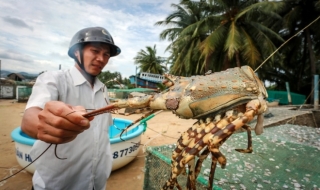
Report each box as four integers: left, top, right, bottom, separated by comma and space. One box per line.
129, 75, 160, 90
139, 72, 165, 83
7, 73, 25, 81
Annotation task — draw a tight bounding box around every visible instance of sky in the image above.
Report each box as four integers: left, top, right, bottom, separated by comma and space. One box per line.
0, 0, 180, 78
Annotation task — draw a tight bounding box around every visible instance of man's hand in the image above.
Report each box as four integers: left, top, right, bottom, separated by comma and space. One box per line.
21, 101, 94, 144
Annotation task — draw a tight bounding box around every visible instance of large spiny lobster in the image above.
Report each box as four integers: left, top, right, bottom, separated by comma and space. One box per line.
84, 65, 268, 189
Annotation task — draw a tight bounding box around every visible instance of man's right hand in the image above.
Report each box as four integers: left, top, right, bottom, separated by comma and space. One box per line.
21, 101, 94, 144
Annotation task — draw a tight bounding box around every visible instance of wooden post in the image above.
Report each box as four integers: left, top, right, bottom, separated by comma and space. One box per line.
285, 82, 292, 105
314, 75, 319, 109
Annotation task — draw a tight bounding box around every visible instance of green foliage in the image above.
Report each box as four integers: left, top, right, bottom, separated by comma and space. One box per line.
99, 0, 320, 98
153, 0, 320, 98
156, 0, 208, 75
134, 45, 168, 74
97, 71, 127, 88
257, 0, 320, 99
155, 0, 285, 75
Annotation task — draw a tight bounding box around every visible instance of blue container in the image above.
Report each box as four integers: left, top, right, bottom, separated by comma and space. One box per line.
11, 118, 146, 173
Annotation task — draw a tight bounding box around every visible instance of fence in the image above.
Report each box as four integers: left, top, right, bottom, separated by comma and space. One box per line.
0, 80, 33, 101
17, 86, 32, 102
108, 88, 157, 100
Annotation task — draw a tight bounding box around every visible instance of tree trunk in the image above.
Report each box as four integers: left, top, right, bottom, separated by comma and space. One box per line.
235, 51, 241, 67
223, 54, 230, 70
306, 28, 316, 102
205, 52, 212, 73
295, 33, 308, 93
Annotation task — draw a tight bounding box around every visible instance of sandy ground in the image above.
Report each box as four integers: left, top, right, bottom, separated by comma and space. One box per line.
0, 99, 196, 190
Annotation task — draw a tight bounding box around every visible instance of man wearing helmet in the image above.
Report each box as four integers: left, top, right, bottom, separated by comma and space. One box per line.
21, 27, 120, 190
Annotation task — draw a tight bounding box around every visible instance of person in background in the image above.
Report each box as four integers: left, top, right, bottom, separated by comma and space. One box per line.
21, 26, 121, 190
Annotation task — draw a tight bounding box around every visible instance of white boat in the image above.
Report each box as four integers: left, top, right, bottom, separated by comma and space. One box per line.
11, 118, 145, 173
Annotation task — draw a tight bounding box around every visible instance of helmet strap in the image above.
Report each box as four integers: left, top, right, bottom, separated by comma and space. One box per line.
75, 48, 96, 85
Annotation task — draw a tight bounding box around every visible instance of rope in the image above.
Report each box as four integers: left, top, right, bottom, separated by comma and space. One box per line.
255, 15, 320, 72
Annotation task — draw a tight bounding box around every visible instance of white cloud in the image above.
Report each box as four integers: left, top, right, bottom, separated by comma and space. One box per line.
0, 0, 179, 78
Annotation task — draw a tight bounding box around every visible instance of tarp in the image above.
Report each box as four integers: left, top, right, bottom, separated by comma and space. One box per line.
267, 90, 306, 105
144, 124, 320, 189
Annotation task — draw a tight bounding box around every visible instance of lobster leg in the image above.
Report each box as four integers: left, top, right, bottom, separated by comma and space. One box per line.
164, 117, 221, 190
202, 124, 253, 189
163, 111, 239, 190
162, 172, 182, 190
208, 150, 219, 190
195, 144, 228, 174
194, 148, 210, 180
163, 98, 266, 190
188, 146, 228, 190
235, 124, 253, 153
172, 120, 206, 161
187, 159, 196, 190
192, 111, 242, 185
208, 145, 234, 189
203, 99, 265, 188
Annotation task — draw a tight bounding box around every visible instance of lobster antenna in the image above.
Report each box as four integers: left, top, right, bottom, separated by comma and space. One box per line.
255, 15, 320, 72
0, 144, 52, 183
118, 110, 163, 141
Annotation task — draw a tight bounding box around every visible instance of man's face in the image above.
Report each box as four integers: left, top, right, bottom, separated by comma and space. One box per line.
76, 43, 111, 76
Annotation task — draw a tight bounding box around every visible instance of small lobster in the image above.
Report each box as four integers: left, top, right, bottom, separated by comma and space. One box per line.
83, 65, 268, 189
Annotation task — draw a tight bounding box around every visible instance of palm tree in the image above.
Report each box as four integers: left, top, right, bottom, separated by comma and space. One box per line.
269, 0, 320, 99
133, 45, 167, 74
155, 0, 208, 76
156, 0, 284, 76
98, 71, 122, 88
200, 0, 284, 72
